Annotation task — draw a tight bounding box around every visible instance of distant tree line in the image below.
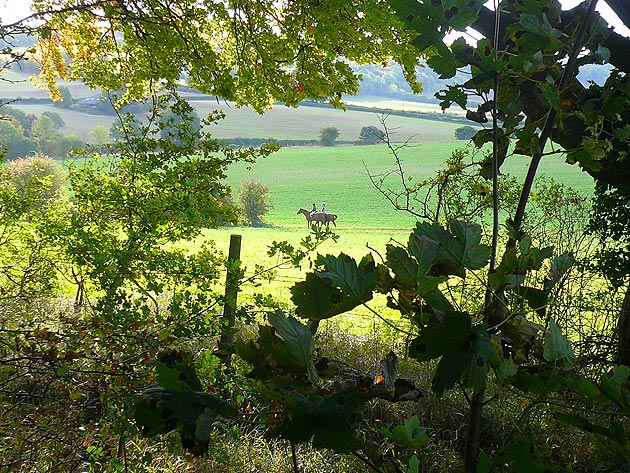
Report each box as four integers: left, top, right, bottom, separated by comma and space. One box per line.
0, 106, 84, 159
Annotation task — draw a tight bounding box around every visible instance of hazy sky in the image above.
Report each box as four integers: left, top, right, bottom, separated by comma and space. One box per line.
1, 0, 628, 36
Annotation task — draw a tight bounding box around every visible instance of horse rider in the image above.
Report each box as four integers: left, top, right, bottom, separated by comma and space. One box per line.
321, 202, 326, 213
310, 203, 317, 218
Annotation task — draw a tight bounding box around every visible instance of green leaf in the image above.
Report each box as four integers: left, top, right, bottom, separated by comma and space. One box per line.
379, 416, 427, 449
546, 253, 574, 290
387, 244, 420, 286
272, 389, 364, 453
432, 349, 468, 397
407, 455, 420, 473
318, 253, 378, 296
496, 357, 518, 382
509, 367, 564, 394
154, 350, 204, 393
435, 85, 468, 110
476, 451, 494, 473
465, 325, 493, 393
407, 234, 439, 274
543, 318, 575, 369
555, 413, 626, 445
539, 82, 561, 111
516, 286, 548, 316
496, 435, 554, 473
562, 377, 602, 401
268, 312, 318, 384
291, 253, 377, 321
599, 366, 629, 406
520, 13, 563, 39
133, 386, 236, 455
449, 220, 492, 269
291, 273, 341, 320
410, 312, 492, 396
427, 43, 457, 79
413, 220, 491, 278
408, 311, 471, 362
565, 148, 603, 172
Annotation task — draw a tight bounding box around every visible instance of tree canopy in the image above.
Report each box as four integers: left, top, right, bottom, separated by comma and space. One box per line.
17, 0, 420, 111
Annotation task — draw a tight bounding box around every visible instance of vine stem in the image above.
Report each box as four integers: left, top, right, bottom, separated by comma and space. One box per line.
465, 2, 600, 471
290, 441, 299, 473
512, 0, 600, 233
465, 1, 502, 470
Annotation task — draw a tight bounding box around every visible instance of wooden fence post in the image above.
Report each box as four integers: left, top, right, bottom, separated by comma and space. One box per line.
219, 234, 242, 369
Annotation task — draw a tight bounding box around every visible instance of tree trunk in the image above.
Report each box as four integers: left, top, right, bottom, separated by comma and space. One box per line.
617, 283, 630, 366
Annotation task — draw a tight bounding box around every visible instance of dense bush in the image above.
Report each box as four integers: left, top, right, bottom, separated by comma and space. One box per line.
239, 179, 274, 226
319, 126, 340, 146
5, 154, 67, 208
454, 125, 477, 140
0, 119, 37, 159
359, 125, 385, 144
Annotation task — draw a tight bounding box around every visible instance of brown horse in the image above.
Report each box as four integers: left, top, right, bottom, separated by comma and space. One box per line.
297, 208, 337, 228
311, 211, 337, 228
297, 208, 314, 228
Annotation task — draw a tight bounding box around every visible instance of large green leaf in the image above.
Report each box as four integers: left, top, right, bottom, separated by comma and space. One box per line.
495, 435, 556, 473
427, 43, 458, 79
543, 318, 576, 369
271, 389, 364, 453
432, 348, 469, 397
318, 253, 378, 298
408, 311, 471, 362
509, 367, 564, 394
387, 239, 446, 300
236, 323, 317, 383
379, 415, 427, 449
599, 365, 629, 407
413, 220, 491, 278
154, 350, 204, 393
516, 286, 548, 316
135, 389, 235, 455
407, 234, 440, 274
386, 244, 420, 286
290, 272, 341, 320
291, 253, 377, 321
465, 325, 494, 393
268, 311, 318, 384
520, 13, 563, 39
409, 312, 490, 396
546, 253, 574, 290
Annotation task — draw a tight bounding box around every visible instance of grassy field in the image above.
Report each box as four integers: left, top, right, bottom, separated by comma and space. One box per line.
192, 99, 463, 142
0, 70, 96, 99
4, 71, 464, 143
13, 103, 119, 141
9, 99, 466, 144
224, 143, 595, 230
343, 94, 465, 115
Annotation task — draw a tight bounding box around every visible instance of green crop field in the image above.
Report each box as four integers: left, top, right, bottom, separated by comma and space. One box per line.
0, 70, 96, 99
192, 99, 464, 143
224, 143, 595, 230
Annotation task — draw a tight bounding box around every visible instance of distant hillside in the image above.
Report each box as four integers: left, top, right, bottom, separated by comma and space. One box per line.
3, 52, 613, 106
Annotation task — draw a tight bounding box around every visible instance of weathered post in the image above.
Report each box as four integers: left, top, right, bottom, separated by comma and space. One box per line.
219, 234, 242, 369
